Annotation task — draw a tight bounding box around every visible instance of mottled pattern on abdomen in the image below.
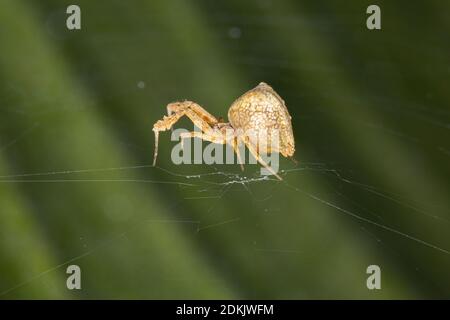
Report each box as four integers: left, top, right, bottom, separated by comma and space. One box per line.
228, 83, 295, 156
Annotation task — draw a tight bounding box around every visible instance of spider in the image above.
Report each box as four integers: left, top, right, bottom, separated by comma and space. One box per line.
152, 82, 295, 180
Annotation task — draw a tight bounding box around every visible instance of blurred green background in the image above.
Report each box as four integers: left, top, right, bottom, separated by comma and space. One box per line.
0, 0, 449, 299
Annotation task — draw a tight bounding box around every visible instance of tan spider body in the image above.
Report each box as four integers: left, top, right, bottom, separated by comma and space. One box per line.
152, 82, 295, 180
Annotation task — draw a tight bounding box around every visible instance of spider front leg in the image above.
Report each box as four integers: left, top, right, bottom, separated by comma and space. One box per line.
167, 101, 219, 125
152, 101, 218, 166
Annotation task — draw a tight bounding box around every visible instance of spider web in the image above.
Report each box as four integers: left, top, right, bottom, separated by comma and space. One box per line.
0, 154, 449, 297
0, 74, 449, 298
0, 0, 449, 299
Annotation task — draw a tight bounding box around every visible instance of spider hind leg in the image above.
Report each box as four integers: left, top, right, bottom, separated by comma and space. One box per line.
240, 137, 282, 180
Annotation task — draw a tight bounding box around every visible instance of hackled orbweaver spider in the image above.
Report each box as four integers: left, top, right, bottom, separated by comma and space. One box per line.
152, 82, 295, 180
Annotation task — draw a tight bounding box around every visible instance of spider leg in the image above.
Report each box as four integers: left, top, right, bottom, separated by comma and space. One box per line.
152, 103, 218, 166
167, 101, 217, 133
232, 137, 245, 171
240, 136, 282, 180
179, 131, 225, 148
153, 111, 186, 166
167, 101, 219, 125
179, 131, 246, 173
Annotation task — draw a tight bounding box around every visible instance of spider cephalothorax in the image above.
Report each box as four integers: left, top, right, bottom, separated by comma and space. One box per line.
152, 82, 295, 180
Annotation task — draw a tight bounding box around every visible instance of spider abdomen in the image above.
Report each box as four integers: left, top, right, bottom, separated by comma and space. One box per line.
228, 82, 295, 157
